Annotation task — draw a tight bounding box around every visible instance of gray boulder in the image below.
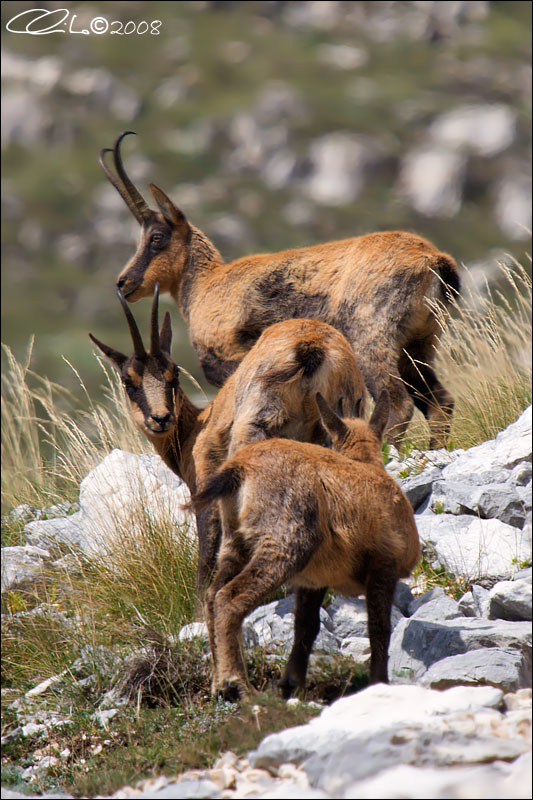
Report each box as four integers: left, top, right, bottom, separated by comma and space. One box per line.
407, 586, 463, 620
489, 579, 532, 621
400, 467, 442, 510
431, 480, 526, 528
472, 584, 491, 618
389, 616, 531, 689
325, 595, 404, 641
244, 596, 339, 655
419, 648, 529, 692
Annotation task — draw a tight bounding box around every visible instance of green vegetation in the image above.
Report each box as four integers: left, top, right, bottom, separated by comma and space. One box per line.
1, 1, 531, 401
2, 256, 530, 795
1, 2, 531, 794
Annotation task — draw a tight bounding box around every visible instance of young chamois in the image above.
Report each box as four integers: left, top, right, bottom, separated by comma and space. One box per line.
190, 390, 421, 701
89, 285, 366, 589
100, 131, 460, 447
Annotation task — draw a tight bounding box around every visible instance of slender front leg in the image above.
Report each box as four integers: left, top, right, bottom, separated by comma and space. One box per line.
280, 587, 327, 699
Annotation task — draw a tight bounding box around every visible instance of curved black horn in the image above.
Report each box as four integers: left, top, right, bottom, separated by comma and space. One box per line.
99, 132, 150, 224
150, 283, 161, 355
116, 288, 146, 359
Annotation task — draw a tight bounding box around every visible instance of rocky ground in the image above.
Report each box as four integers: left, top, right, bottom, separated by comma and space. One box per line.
1, 407, 531, 798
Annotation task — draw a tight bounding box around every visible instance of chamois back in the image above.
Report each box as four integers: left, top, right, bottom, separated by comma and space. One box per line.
101, 132, 460, 448
191, 391, 420, 701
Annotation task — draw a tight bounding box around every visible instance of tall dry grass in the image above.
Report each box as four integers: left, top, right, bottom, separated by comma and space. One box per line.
1, 343, 145, 514
405, 258, 531, 450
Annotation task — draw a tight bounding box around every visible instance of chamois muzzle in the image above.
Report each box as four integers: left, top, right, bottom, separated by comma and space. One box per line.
100, 131, 151, 224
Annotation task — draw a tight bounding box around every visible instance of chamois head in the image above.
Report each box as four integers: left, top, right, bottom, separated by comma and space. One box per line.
89, 284, 179, 437
316, 390, 390, 468
100, 132, 190, 303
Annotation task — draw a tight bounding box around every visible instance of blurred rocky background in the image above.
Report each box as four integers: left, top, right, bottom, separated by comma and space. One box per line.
1, 0, 531, 401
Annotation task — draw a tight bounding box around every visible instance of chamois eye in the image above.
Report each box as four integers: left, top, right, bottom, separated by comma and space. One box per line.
151, 233, 163, 244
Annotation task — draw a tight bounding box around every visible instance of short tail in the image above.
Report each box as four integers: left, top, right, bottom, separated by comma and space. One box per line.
262, 340, 326, 386
436, 255, 461, 306
186, 465, 243, 514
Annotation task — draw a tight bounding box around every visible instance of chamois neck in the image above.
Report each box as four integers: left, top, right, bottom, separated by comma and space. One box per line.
177, 226, 224, 321
147, 389, 202, 489
342, 440, 385, 471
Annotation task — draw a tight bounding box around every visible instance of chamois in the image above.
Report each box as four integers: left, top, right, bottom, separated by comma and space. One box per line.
100, 131, 460, 447
89, 285, 366, 589
190, 390, 421, 701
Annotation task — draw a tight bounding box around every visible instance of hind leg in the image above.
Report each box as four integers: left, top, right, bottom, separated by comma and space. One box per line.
280, 587, 327, 698
213, 552, 294, 701
365, 564, 398, 684
399, 345, 454, 449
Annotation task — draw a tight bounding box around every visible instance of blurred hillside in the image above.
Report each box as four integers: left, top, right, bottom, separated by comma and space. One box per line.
1, 0, 531, 404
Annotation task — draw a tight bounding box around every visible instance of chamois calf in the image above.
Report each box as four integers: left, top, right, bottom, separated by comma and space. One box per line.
100, 132, 460, 447
191, 390, 421, 701
89, 285, 366, 589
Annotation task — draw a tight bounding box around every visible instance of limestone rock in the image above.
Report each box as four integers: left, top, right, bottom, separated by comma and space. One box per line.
25, 450, 194, 557
389, 616, 531, 688
1, 545, 51, 593
489, 579, 532, 621
415, 514, 531, 583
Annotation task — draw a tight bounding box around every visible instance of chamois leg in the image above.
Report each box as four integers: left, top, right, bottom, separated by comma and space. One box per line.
205, 550, 246, 694
365, 566, 398, 684
195, 507, 222, 598
398, 347, 454, 448
280, 587, 327, 699
213, 555, 293, 701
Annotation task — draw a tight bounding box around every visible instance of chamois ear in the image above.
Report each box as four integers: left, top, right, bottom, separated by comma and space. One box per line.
369, 390, 390, 441
88, 333, 127, 370
159, 311, 173, 354
316, 392, 348, 441
149, 183, 188, 231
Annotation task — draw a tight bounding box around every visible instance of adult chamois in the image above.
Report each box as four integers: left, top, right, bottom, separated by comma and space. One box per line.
190, 390, 420, 701
100, 132, 460, 447
89, 285, 366, 589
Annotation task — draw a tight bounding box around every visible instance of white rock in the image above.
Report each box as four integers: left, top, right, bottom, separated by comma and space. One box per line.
1, 545, 51, 593
443, 407, 532, 480
306, 133, 380, 206
339, 636, 371, 667
398, 147, 466, 218
495, 174, 532, 240
178, 622, 208, 643
416, 514, 532, 582
430, 104, 516, 157
26, 450, 195, 558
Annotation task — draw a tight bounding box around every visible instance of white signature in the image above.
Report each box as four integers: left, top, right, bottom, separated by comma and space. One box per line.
5, 8, 162, 35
